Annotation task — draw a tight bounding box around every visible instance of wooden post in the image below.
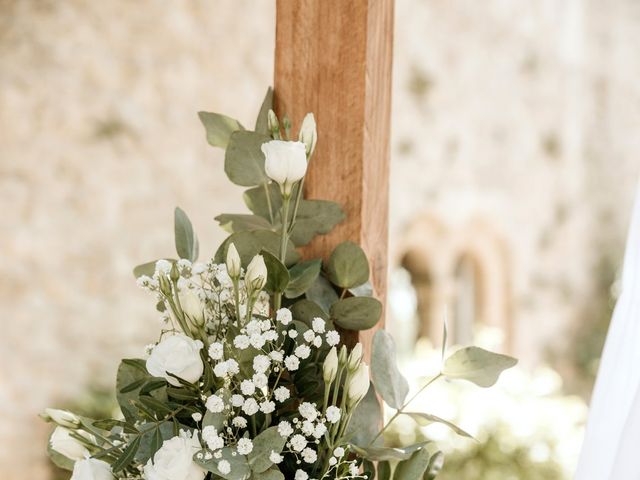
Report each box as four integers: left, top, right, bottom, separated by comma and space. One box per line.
274, 0, 394, 355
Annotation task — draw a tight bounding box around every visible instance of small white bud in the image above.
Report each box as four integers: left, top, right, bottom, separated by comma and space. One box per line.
245, 254, 267, 291
267, 109, 280, 133
323, 347, 339, 384
299, 113, 317, 156
179, 289, 204, 327
347, 363, 370, 408
347, 343, 363, 371
226, 243, 241, 279
42, 409, 81, 429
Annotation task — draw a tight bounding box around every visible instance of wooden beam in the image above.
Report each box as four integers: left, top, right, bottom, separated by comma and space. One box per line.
274, 0, 394, 353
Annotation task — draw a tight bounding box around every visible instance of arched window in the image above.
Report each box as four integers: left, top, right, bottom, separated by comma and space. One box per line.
453, 254, 484, 345
401, 250, 434, 345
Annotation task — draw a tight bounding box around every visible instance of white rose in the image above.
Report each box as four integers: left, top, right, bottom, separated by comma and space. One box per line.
71, 458, 113, 480
261, 140, 308, 196
146, 334, 204, 387
143, 432, 205, 480
50, 426, 91, 461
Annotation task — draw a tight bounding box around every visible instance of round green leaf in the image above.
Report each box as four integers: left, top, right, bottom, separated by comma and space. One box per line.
261, 250, 290, 293
401, 412, 473, 439
224, 131, 270, 186
285, 259, 322, 298
248, 426, 286, 473
305, 275, 339, 313
198, 111, 244, 149
345, 383, 382, 447
291, 299, 329, 326
175, 207, 199, 262
330, 297, 382, 330
254, 87, 273, 135
289, 200, 346, 246
442, 346, 518, 388
371, 330, 409, 409
214, 230, 300, 267
393, 448, 432, 480
326, 241, 370, 288
215, 214, 273, 233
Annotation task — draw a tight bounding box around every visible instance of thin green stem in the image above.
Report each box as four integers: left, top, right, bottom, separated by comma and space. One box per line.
232, 278, 242, 325
274, 195, 291, 311
263, 181, 275, 224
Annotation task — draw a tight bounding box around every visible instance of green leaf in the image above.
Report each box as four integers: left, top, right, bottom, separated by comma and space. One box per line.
291, 299, 329, 328
119, 378, 147, 394
215, 214, 273, 233
285, 259, 322, 299
135, 421, 175, 464
225, 131, 271, 186
138, 396, 173, 417
112, 435, 141, 473
252, 467, 285, 480
174, 207, 199, 262
215, 230, 300, 267
198, 111, 244, 148
371, 330, 409, 409
305, 275, 339, 313
254, 87, 273, 134
261, 250, 290, 293
344, 383, 382, 447
289, 200, 346, 246
243, 183, 282, 222
351, 444, 428, 461
363, 459, 376, 480
401, 412, 474, 439
139, 379, 168, 396
248, 426, 287, 473
378, 461, 392, 480
167, 387, 200, 402
133, 259, 175, 278
331, 297, 382, 330
116, 359, 152, 422
326, 241, 370, 289
424, 450, 444, 479
349, 280, 373, 297
393, 448, 432, 480
441, 346, 518, 387
92, 419, 138, 435
194, 446, 250, 480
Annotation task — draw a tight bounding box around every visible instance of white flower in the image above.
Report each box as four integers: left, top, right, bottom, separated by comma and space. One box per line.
311, 317, 325, 333
70, 458, 113, 480
276, 308, 292, 325
347, 363, 370, 408
237, 438, 253, 455
269, 451, 283, 464
242, 398, 259, 416
231, 395, 245, 407
323, 347, 338, 383
326, 406, 341, 424
290, 434, 308, 452
278, 421, 293, 438
250, 333, 266, 349
295, 345, 311, 360
246, 320, 262, 335
225, 243, 241, 279
253, 355, 271, 373
179, 289, 204, 327
264, 330, 278, 342
295, 470, 309, 480
260, 401, 275, 414
288, 329, 298, 339
205, 395, 225, 413
208, 342, 224, 360
202, 426, 224, 451
143, 431, 205, 480
50, 427, 90, 461
146, 334, 204, 387
303, 330, 315, 343
298, 113, 317, 156
301, 447, 317, 464
245, 254, 267, 291
284, 355, 300, 371
349, 463, 359, 476
348, 343, 363, 370
232, 417, 247, 428
226, 359, 240, 375
253, 373, 268, 389
313, 423, 327, 439
155, 259, 172, 275
325, 330, 340, 347
260, 320, 271, 331
191, 413, 202, 422
274, 386, 290, 403
261, 140, 308, 196
240, 380, 256, 396
217, 460, 231, 475
298, 402, 318, 421
301, 420, 315, 436
313, 336, 322, 348
333, 447, 345, 457
213, 362, 229, 378
270, 351, 284, 362
43, 408, 81, 428
233, 335, 250, 350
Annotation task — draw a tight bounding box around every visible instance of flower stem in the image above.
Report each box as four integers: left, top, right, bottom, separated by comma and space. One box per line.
274, 195, 291, 312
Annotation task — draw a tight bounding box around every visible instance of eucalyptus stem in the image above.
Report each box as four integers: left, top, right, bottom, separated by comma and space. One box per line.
287, 179, 305, 236
367, 373, 443, 446
263, 181, 275, 224
274, 195, 291, 311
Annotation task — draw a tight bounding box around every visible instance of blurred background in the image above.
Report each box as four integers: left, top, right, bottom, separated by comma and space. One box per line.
1, 1, 639, 479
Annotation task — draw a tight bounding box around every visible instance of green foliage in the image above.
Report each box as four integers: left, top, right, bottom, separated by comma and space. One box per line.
327, 241, 370, 288
289, 200, 346, 246
215, 230, 300, 267
174, 207, 199, 262
371, 330, 409, 409
331, 297, 382, 330
262, 250, 290, 293
248, 427, 287, 473
195, 446, 250, 480
224, 131, 271, 186
345, 383, 382, 447
198, 111, 244, 148
401, 412, 473, 439
215, 214, 273, 233
393, 448, 432, 480
442, 347, 518, 388
254, 87, 274, 135
285, 259, 322, 298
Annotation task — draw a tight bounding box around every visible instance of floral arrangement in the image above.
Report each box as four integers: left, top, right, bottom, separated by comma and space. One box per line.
42, 89, 517, 480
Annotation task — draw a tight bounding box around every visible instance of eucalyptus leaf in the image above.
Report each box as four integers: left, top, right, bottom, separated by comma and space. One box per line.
305, 275, 339, 313
344, 383, 382, 447
378, 461, 391, 480
194, 446, 250, 480
174, 207, 199, 262
350, 444, 427, 461
47, 432, 75, 471
92, 419, 138, 435
112, 435, 141, 473
202, 410, 225, 431
289, 200, 346, 246
331, 297, 382, 330
349, 281, 374, 297
401, 412, 474, 439
326, 241, 370, 289
363, 459, 376, 480
442, 346, 517, 387
261, 250, 290, 293
371, 330, 409, 409
243, 183, 282, 222
291, 299, 329, 327
136, 422, 174, 463
425, 451, 444, 479
254, 87, 273, 134
285, 259, 322, 299
248, 426, 287, 473
215, 230, 300, 267
253, 468, 285, 480
393, 448, 432, 480
198, 111, 244, 149
224, 131, 270, 186
215, 214, 273, 233
116, 359, 152, 422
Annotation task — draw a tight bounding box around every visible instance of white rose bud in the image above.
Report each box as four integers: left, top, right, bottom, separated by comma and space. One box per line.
298, 113, 317, 157
50, 426, 90, 461
267, 109, 280, 133
245, 254, 267, 291
347, 363, 370, 409
143, 432, 206, 480
71, 458, 114, 480
179, 290, 204, 328
347, 343, 363, 371
226, 243, 241, 279
323, 347, 339, 384
261, 140, 308, 196
43, 408, 81, 429
146, 334, 204, 387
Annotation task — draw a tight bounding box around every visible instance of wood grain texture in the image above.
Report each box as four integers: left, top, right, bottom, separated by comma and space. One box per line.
274, 0, 394, 354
